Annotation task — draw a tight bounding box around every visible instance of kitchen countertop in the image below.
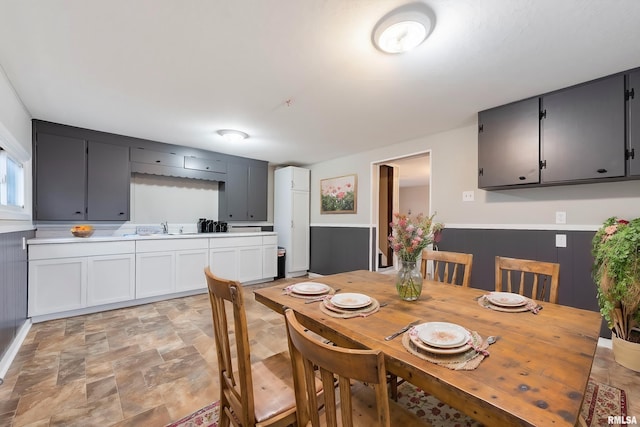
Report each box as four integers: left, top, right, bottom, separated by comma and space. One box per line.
28, 231, 277, 245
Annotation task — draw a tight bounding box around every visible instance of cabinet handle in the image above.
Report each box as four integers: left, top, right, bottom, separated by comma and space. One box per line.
155, 160, 161, 163
518, 176, 526, 180
74, 211, 82, 215
119, 212, 125, 215
597, 168, 607, 174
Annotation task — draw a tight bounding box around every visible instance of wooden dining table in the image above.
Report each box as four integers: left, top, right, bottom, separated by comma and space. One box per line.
253, 270, 603, 427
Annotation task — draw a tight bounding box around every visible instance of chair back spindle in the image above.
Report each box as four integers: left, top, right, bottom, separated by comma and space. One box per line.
495, 256, 560, 303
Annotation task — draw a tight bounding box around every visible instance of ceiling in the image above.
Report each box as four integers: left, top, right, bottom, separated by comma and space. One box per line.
1, 0, 640, 169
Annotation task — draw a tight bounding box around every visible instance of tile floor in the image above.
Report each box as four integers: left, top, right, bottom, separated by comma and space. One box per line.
0, 278, 638, 426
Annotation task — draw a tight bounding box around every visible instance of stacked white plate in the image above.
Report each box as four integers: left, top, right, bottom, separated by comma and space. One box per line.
410, 322, 472, 354
329, 293, 372, 309
290, 282, 330, 296
486, 292, 527, 307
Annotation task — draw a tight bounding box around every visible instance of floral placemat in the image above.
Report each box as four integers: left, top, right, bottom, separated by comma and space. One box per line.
282, 284, 337, 300
319, 297, 380, 318
477, 295, 541, 314
402, 328, 489, 370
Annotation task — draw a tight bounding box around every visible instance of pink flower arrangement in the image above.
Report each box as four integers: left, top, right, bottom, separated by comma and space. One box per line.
388, 212, 444, 262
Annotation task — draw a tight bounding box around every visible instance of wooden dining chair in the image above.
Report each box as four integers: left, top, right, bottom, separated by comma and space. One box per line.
205, 267, 301, 427
421, 249, 473, 287
495, 256, 560, 303
284, 309, 430, 427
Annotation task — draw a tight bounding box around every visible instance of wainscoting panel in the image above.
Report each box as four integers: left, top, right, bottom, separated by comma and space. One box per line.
310, 226, 369, 275
0, 230, 33, 361
437, 228, 609, 336
310, 226, 608, 335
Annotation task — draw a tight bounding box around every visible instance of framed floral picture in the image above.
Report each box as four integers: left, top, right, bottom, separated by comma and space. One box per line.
320, 174, 357, 214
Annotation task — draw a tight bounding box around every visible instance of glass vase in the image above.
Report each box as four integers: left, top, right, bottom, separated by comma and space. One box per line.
396, 260, 423, 301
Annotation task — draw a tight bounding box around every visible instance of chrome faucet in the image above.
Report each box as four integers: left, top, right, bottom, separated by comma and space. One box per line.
161, 221, 168, 234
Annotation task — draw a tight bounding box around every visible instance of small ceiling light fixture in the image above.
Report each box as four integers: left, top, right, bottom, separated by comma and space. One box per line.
217, 129, 249, 143
372, 4, 435, 54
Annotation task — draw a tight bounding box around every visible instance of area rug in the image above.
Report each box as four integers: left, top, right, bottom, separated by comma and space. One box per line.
165, 379, 626, 427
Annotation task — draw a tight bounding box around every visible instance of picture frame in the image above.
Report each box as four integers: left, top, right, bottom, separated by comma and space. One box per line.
320, 174, 357, 214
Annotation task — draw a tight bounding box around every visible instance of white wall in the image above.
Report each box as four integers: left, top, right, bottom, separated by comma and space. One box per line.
399, 186, 429, 217
131, 174, 219, 224
129, 165, 275, 226
309, 124, 640, 229
0, 65, 33, 232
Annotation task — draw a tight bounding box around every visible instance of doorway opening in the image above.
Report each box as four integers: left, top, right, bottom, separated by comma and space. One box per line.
371, 151, 431, 272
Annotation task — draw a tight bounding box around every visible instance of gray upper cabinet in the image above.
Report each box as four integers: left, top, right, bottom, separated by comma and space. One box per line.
628, 69, 640, 176
221, 163, 249, 220
87, 141, 130, 220
478, 97, 540, 188
35, 133, 87, 220
248, 163, 268, 221
219, 161, 268, 221
184, 156, 227, 174
130, 147, 184, 167
130, 148, 226, 181
34, 132, 130, 221
541, 74, 625, 183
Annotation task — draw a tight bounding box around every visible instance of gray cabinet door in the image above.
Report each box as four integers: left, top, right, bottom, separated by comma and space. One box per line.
478, 98, 540, 188
628, 70, 640, 176
35, 133, 86, 220
541, 75, 625, 183
87, 141, 130, 220
248, 164, 268, 221
222, 163, 249, 220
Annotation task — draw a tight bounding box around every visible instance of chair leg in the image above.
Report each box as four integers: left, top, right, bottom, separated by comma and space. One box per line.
388, 373, 398, 401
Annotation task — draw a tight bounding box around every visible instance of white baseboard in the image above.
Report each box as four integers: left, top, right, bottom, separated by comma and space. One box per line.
0, 319, 32, 381
598, 337, 613, 349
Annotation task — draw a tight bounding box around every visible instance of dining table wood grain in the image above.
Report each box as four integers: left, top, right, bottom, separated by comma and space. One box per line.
254, 270, 603, 427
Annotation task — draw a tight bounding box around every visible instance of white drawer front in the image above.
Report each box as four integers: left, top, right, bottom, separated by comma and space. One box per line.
209, 236, 262, 248
29, 241, 136, 260
136, 238, 209, 253
262, 235, 278, 245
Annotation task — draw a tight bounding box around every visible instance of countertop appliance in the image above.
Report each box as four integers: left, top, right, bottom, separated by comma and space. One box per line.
198, 218, 228, 233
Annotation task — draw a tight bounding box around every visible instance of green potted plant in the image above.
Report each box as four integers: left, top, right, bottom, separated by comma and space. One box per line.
592, 216, 640, 371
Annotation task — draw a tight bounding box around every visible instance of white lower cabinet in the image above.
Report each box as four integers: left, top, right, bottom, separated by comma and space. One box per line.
209, 235, 276, 283
176, 249, 209, 291
27, 233, 277, 320
88, 254, 135, 305
28, 241, 135, 317
136, 251, 175, 298
209, 247, 238, 281
238, 245, 263, 283
136, 238, 209, 298
29, 258, 87, 316
262, 235, 278, 279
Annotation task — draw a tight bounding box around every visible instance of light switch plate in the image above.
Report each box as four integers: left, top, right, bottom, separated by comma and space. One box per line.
555, 211, 567, 224
555, 234, 567, 248
462, 191, 474, 202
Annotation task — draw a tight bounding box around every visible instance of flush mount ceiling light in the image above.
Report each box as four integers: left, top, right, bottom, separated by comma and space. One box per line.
372, 4, 434, 54
217, 129, 249, 143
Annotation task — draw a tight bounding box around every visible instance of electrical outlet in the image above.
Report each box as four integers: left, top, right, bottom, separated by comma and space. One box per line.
555, 234, 567, 248
555, 211, 567, 224
462, 191, 474, 202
